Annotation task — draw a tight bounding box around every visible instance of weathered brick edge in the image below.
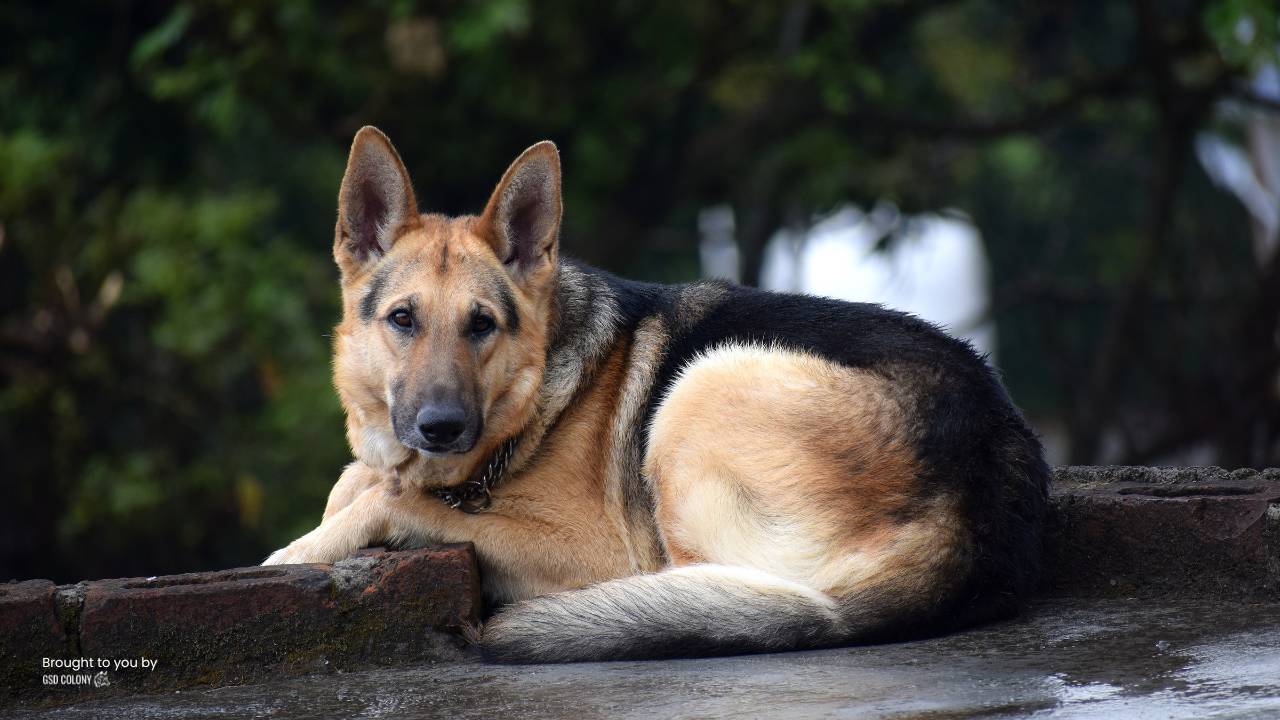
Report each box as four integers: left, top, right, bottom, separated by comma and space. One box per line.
2, 544, 480, 707
1045, 466, 1280, 598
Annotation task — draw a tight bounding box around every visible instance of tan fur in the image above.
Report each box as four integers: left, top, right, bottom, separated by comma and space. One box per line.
645, 343, 969, 597
270, 341, 639, 601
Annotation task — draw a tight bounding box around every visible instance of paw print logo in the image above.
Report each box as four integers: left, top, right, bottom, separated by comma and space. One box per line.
92, 671, 110, 688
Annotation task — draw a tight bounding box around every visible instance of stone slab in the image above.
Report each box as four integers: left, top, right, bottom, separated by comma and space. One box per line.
14, 597, 1278, 720
6, 467, 1280, 709
1045, 466, 1280, 598
3, 544, 479, 707
0, 581, 66, 697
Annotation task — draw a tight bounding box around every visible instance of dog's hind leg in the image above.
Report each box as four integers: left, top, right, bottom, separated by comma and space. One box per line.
647, 343, 971, 594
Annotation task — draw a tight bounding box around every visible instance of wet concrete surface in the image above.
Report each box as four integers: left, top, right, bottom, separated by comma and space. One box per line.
17, 597, 1280, 719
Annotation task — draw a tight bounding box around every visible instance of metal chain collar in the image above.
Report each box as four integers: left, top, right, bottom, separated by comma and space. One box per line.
431, 436, 517, 514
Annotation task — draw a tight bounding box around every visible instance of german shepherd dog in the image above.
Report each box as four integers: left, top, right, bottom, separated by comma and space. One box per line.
263, 127, 1049, 663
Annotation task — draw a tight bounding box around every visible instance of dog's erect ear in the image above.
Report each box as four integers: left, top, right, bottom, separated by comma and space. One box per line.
334, 126, 419, 276
479, 141, 561, 276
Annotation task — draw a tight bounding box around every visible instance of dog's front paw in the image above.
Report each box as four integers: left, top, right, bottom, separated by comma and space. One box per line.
260, 503, 370, 566
262, 541, 328, 566
261, 547, 295, 566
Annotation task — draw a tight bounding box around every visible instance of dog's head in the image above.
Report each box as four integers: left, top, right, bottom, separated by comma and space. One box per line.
330, 127, 560, 487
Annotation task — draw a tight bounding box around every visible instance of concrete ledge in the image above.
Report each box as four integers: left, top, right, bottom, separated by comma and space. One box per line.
3, 544, 479, 706
1045, 466, 1280, 598
3, 466, 1279, 709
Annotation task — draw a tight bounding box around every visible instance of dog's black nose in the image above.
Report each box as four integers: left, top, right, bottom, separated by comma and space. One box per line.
416, 404, 467, 448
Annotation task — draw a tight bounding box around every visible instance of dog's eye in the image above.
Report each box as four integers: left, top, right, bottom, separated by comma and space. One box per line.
388, 310, 414, 329
469, 314, 496, 337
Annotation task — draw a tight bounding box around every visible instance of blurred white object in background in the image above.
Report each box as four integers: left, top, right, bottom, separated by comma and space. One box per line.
749, 204, 996, 362
697, 205, 740, 284
1195, 61, 1280, 267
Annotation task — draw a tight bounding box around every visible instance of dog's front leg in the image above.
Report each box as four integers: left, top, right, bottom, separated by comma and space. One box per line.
262, 483, 392, 565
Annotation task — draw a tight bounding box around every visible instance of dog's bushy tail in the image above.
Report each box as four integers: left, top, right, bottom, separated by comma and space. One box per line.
479, 564, 880, 663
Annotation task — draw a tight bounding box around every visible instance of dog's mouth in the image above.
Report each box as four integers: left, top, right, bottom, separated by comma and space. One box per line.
413, 440, 476, 456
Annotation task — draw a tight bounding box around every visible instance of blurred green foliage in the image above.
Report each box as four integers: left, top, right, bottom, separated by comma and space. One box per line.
1, 1, 1277, 581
